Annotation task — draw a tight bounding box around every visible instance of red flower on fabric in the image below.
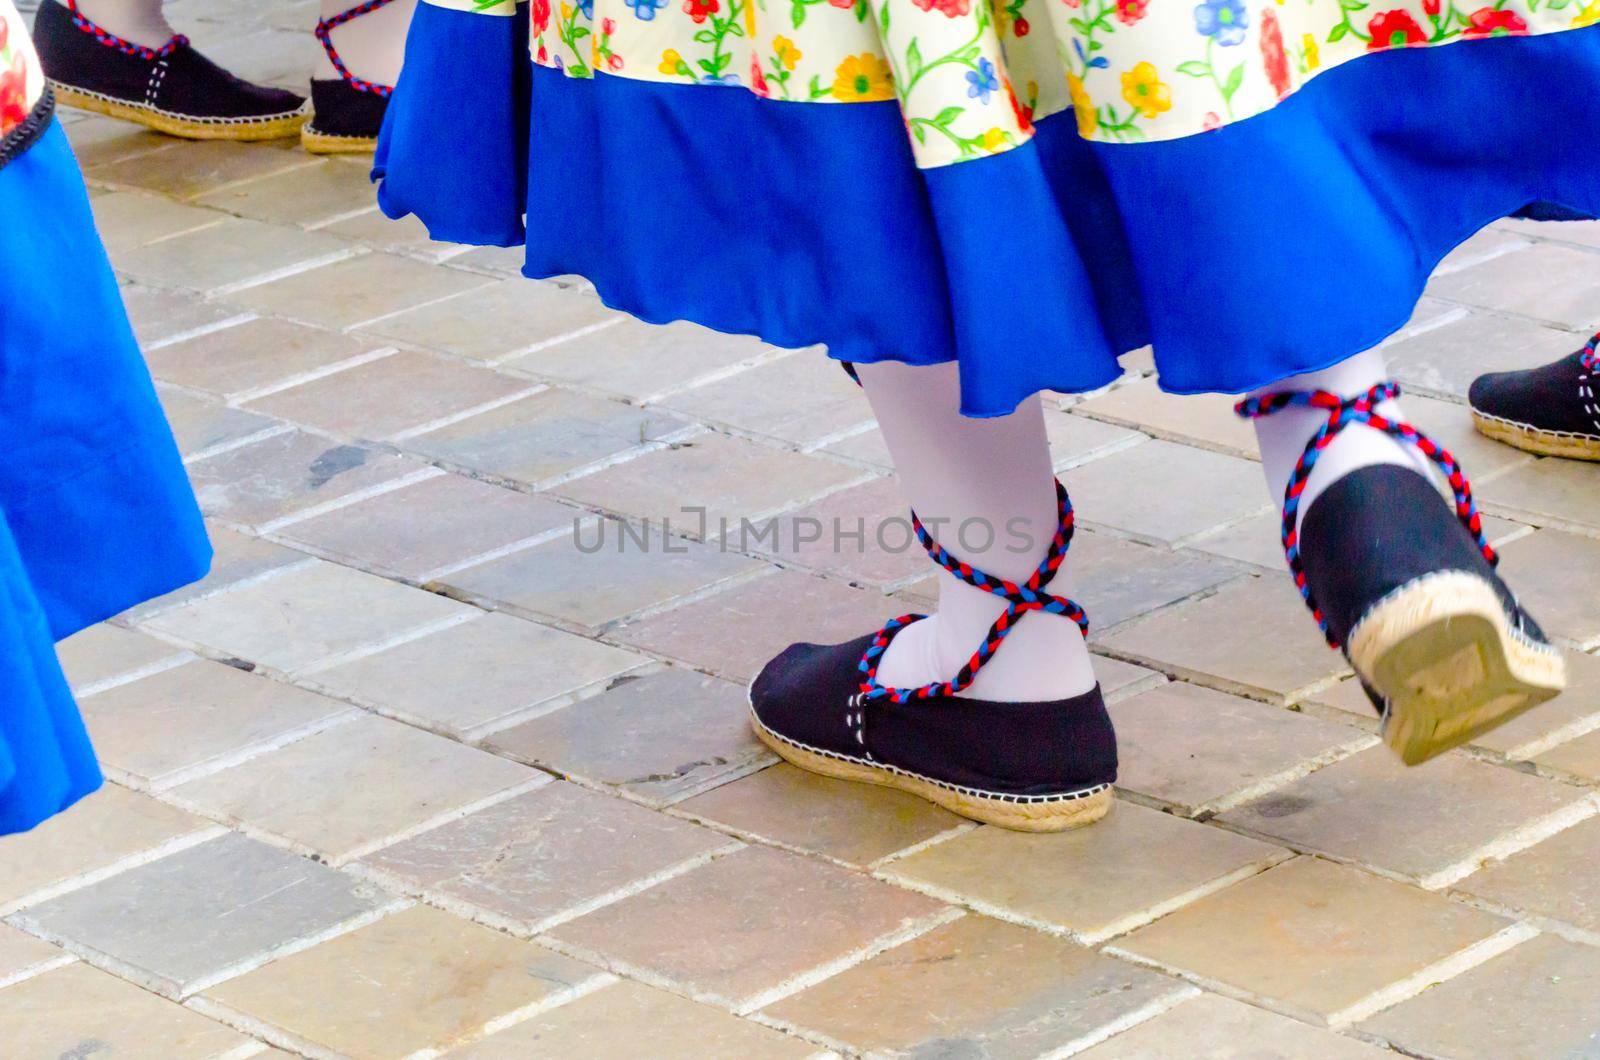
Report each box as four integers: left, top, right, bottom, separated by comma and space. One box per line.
829, 0, 856, 9
751, 54, 771, 96
912, 0, 971, 18
0, 17, 9, 52
1061, 0, 1082, 9
1259, 8, 1291, 99
1115, 0, 1147, 24
1014, 15, 1031, 34
1463, 7, 1528, 34
602, 16, 617, 32
532, 0, 551, 33
684, 0, 719, 22
1005, 78, 1035, 132
1421, 0, 1440, 15
607, 53, 624, 70
1366, 9, 1426, 48
537, 42, 549, 62
0, 57, 26, 135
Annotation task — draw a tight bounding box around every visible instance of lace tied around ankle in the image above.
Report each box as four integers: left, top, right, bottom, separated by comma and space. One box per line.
316, 0, 398, 97
64, 0, 187, 61
1235, 380, 1496, 648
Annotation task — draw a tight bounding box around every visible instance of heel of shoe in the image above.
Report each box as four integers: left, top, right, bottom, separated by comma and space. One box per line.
1348, 571, 1566, 765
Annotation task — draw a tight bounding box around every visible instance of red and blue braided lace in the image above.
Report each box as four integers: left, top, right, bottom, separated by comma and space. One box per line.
316, 0, 398, 97
65, 0, 187, 61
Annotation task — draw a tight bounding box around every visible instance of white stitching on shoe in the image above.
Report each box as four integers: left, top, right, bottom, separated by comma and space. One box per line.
144, 58, 168, 105
1580, 361, 1600, 436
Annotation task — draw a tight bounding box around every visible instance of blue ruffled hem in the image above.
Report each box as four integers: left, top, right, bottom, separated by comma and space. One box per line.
375, 8, 1600, 412
0, 120, 213, 834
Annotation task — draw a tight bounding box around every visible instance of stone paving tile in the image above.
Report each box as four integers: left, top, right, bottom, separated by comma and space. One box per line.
123, 525, 311, 621
676, 763, 964, 868
146, 316, 387, 400
358, 782, 736, 935
554, 431, 864, 527
118, 283, 251, 352
1093, 655, 1168, 701
89, 138, 317, 201
63, 114, 171, 167
1078, 993, 1389, 1059
1044, 410, 1148, 470
272, 473, 573, 582
543, 844, 948, 1010
114, 217, 350, 294
243, 350, 532, 441
1536, 722, 1600, 781
1301, 675, 1382, 730
0, 961, 255, 1058
448, 979, 815, 1058
55, 624, 188, 695
318, 207, 448, 258
1186, 510, 1291, 570
485, 667, 774, 806
764, 913, 1187, 1058
1384, 308, 1583, 401
1427, 242, 1600, 329
185, 427, 427, 530
883, 801, 1289, 942
191, 158, 379, 227
1435, 227, 1532, 273
612, 569, 896, 682
359, 278, 620, 363
441, 520, 764, 631
156, 388, 279, 463
89, 190, 225, 253
1097, 576, 1351, 704
1113, 857, 1517, 1026
0, 922, 68, 987
1482, 461, 1600, 537
1492, 529, 1600, 649
655, 351, 867, 447
761, 475, 927, 588
1220, 747, 1593, 889
1360, 934, 1600, 1058
140, 560, 473, 675
78, 659, 355, 790
1471, 648, 1600, 759
1497, 215, 1600, 249
502, 318, 778, 401
1066, 529, 1248, 633
167, 714, 538, 864
11, 833, 393, 998
0, 785, 215, 914
401, 388, 693, 488
1453, 815, 1600, 935
301, 612, 646, 738
1064, 440, 1272, 547
228, 252, 494, 331
1405, 392, 1540, 482
1075, 379, 1259, 459
1108, 682, 1373, 816
202, 905, 605, 1059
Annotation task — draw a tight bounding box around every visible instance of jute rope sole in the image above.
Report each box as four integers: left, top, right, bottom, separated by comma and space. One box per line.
749, 709, 1112, 832
1348, 571, 1567, 766
301, 125, 377, 155
1471, 410, 1600, 461
52, 83, 307, 141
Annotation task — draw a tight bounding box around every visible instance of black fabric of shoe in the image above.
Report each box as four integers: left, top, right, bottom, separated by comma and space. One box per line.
1299, 464, 1552, 708
308, 78, 389, 139
750, 634, 1117, 800
1469, 350, 1600, 441
32, 0, 305, 123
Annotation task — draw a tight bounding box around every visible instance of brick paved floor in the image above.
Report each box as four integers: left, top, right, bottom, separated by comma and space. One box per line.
4, 5, 1600, 1056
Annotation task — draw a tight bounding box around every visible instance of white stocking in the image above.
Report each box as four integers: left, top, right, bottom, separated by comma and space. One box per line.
70, 0, 175, 48
313, 0, 417, 87
854, 360, 1098, 702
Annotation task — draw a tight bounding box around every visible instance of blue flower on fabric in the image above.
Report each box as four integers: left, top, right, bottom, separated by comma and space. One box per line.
578, 0, 594, 15
1194, 0, 1248, 45
965, 58, 999, 104
625, 0, 667, 20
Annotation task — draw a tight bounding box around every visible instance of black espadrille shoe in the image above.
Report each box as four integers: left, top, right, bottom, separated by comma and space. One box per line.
1238, 383, 1566, 765
748, 480, 1117, 831
32, 0, 307, 140
302, 0, 393, 155
1468, 332, 1600, 461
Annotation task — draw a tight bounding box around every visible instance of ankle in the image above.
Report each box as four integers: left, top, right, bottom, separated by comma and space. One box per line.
71, 0, 177, 49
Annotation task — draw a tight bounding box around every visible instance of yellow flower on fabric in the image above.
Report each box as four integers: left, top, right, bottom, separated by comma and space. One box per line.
1302, 33, 1321, 69
980, 127, 1008, 151
743, 0, 757, 36
659, 48, 685, 75
831, 54, 894, 102
1573, 0, 1600, 26
1068, 74, 1097, 137
560, 2, 573, 17
1120, 62, 1170, 119
773, 35, 801, 70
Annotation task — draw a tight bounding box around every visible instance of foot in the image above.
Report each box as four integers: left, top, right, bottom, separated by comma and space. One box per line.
749, 634, 1116, 831
1239, 385, 1566, 764
303, 1, 396, 154
1468, 333, 1600, 461
32, 0, 308, 141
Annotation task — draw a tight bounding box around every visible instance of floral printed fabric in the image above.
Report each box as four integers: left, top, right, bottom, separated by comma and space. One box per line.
0, 1, 44, 139
423, 0, 1595, 163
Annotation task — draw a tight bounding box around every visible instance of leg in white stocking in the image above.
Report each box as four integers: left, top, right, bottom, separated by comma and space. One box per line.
314, 0, 417, 87
854, 359, 1097, 702
70, 0, 175, 48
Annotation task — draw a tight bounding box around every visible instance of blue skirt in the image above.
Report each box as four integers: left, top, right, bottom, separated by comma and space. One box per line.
0, 112, 212, 835
375, 9, 1600, 416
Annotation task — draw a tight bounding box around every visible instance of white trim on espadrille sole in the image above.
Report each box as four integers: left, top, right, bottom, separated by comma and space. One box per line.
1471, 408, 1600, 461
52, 80, 308, 129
